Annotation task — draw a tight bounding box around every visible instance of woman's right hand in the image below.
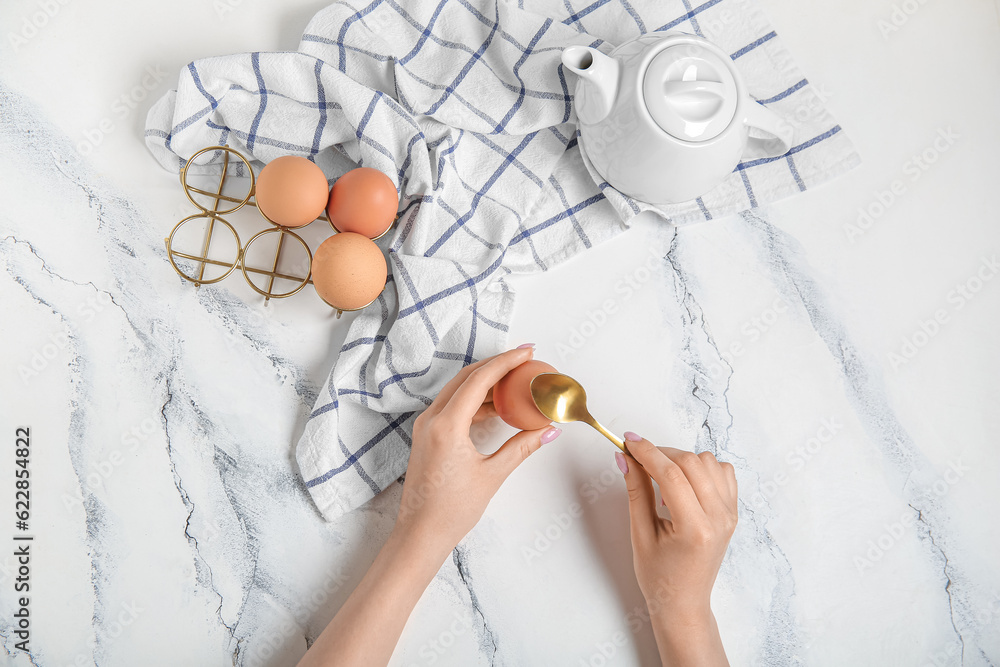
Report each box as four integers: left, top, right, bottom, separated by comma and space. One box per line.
616, 432, 737, 666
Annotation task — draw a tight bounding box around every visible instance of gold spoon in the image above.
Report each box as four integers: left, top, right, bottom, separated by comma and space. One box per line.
530, 373, 626, 452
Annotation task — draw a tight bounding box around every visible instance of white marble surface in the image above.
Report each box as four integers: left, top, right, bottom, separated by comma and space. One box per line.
1, 1, 999, 666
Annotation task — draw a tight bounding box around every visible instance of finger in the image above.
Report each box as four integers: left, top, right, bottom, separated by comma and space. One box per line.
617, 450, 659, 543
624, 436, 701, 523
472, 402, 498, 424
487, 425, 558, 479
441, 347, 535, 424
697, 451, 732, 504
722, 462, 737, 508
424, 354, 499, 417
659, 447, 729, 514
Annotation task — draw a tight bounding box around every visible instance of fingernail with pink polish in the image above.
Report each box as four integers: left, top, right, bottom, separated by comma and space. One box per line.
615, 452, 629, 474
516, 343, 536, 349
540, 427, 561, 444
624, 431, 642, 442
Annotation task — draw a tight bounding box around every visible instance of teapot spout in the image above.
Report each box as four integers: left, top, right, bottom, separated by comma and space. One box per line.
562, 46, 619, 125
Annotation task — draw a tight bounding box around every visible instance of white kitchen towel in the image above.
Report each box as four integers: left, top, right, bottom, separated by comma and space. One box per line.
145, 0, 859, 522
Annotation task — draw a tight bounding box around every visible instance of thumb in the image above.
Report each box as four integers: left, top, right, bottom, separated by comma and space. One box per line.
488, 426, 561, 479
617, 450, 658, 540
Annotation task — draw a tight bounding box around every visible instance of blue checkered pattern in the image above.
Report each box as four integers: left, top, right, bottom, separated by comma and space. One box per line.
145, 0, 858, 521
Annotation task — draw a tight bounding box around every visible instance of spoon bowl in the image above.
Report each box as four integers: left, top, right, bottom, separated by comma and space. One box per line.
530, 372, 625, 452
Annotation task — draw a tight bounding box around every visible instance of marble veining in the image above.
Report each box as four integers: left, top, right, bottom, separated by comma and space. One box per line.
739, 209, 980, 660
663, 225, 803, 663
2, 14, 999, 663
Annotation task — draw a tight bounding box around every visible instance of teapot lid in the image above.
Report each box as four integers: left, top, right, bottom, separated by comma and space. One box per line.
643, 44, 738, 142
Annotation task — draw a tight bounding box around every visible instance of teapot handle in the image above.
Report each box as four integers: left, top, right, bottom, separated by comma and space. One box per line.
743, 101, 795, 160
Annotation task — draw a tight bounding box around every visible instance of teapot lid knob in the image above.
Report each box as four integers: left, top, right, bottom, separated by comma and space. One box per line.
643, 44, 738, 141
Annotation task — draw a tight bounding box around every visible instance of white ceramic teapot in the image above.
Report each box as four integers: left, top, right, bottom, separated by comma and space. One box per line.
562, 32, 794, 205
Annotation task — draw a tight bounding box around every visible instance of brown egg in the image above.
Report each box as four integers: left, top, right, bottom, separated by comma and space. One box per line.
493, 360, 558, 431
326, 167, 398, 238
255, 156, 330, 228
311, 232, 387, 311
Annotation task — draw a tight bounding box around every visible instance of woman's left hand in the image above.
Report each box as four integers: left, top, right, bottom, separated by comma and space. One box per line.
396, 345, 561, 551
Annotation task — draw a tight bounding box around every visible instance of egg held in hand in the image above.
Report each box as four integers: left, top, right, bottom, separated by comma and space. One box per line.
492, 360, 558, 431
326, 167, 399, 238
311, 232, 387, 311
254, 156, 330, 228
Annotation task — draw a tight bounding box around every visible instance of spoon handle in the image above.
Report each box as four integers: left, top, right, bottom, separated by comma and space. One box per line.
587, 418, 626, 452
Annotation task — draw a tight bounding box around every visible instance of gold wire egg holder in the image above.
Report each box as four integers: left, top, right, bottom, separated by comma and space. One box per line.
164, 145, 391, 317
